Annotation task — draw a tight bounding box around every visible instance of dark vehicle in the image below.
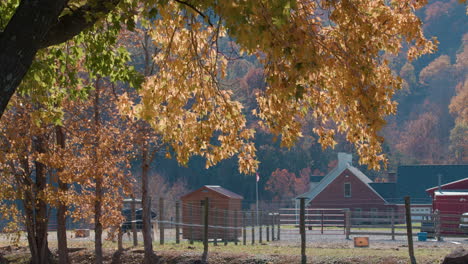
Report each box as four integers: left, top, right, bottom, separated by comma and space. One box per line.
122, 220, 144, 232
121, 208, 157, 232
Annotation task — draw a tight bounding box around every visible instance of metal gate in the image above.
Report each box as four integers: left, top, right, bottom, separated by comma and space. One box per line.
279, 208, 346, 236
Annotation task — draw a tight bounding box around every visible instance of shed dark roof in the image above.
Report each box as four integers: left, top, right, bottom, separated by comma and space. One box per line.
181, 185, 243, 200
395, 165, 468, 204
205, 185, 243, 199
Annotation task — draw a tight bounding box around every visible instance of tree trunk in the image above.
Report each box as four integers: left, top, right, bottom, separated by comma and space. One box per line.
93, 79, 103, 264
94, 177, 103, 264
131, 195, 137, 246
22, 134, 52, 264
141, 145, 155, 263
0, 0, 67, 117
55, 125, 69, 264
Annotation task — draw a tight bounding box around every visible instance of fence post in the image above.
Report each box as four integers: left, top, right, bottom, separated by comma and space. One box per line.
277, 212, 281, 241
300, 198, 307, 264
234, 210, 238, 245
271, 213, 275, 241
345, 210, 351, 240
266, 212, 270, 242
435, 209, 442, 242
176, 201, 180, 244
213, 208, 218, 246
391, 210, 395, 241
159, 197, 165, 245
404, 196, 416, 264
321, 209, 324, 234
202, 197, 209, 263
117, 227, 123, 251
224, 209, 228, 246
251, 210, 255, 245
243, 211, 246, 245
343, 210, 346, 235
259, 211, 263, 244
189, 203, 194, 245
131, 195, 138, 246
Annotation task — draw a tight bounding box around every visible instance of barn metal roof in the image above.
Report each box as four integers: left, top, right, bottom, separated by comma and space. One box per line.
396, 165, 468, 203
434, 191, 468, 196
426, 177, 468, 193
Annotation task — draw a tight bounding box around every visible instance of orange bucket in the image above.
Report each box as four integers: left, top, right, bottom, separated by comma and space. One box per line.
353, 237, 369, 247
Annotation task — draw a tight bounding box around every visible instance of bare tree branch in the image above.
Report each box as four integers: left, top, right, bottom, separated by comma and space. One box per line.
173, 0, 213, 27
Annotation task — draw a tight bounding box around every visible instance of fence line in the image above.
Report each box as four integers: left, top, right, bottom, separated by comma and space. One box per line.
6, 196, 468, 264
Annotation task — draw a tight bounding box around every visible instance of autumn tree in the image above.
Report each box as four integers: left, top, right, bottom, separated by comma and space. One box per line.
0, 96, 55, 263
0, 9, 138, 263
1, 0, 442, 170
265, 168, 310, 206
137, 0, 440, 169
59, 79, 133, 264
59, 21, 138, 263
266, 169, 297, 203
119, 23, 165, 262
395, 111, 443, 163
297, 167, 312, 195
448, 37, 468, 163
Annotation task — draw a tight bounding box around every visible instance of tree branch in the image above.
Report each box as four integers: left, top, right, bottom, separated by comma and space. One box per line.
39, 0, 121, 49
0, 0, 122, 118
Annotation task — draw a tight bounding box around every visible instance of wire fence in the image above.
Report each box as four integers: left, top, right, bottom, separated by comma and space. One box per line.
2, 195, 468, 260
111, 197, 468, 247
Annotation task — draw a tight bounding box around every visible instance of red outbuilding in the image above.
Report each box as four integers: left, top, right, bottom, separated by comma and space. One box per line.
426, 178, 468, 235
180, 185, 243, 240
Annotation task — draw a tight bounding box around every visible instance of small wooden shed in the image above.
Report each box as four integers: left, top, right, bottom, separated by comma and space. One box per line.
181, 185, 243, 240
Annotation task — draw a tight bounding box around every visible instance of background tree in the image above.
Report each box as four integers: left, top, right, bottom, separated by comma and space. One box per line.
120, 23, 164, 262
395, 111, 443, 163
448, 38, 468, 163
265, 168, 310, 206
266, 169, 298, 205
0, 96, 54, 264
60, 80, 133, 264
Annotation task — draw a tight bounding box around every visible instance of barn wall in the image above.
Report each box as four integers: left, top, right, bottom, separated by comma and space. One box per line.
309, 169, 394, 214
433, 194, 468, 235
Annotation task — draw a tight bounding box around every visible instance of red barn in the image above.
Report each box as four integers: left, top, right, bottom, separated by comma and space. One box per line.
426, 178, 468, 234
297, 153, 396, 218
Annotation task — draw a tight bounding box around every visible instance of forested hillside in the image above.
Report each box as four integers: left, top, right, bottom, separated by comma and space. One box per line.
147, 0, 467, 205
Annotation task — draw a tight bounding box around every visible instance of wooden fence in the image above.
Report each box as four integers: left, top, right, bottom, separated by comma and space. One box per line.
279, 208, 346, 234
347, 211, 468, 239
278, 207, 468, 240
